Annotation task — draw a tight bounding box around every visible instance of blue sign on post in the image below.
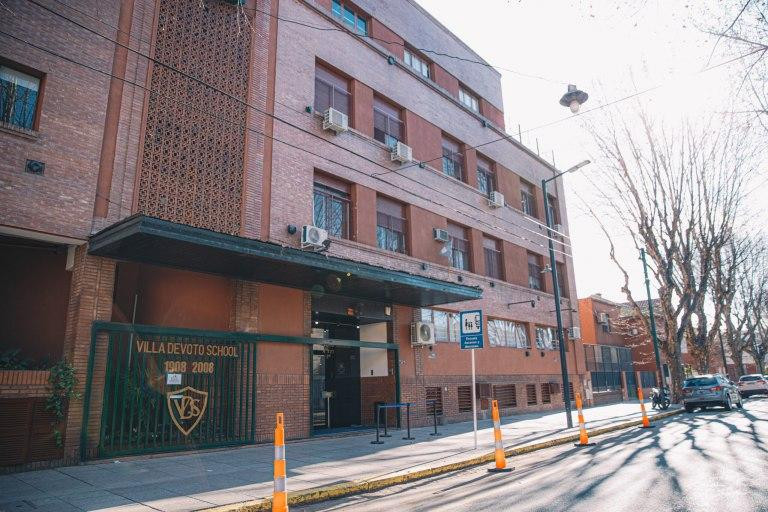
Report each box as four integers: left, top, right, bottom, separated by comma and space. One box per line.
460, 310, 483, 350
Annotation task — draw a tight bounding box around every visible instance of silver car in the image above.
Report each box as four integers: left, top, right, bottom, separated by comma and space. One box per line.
682, 374, 743, 412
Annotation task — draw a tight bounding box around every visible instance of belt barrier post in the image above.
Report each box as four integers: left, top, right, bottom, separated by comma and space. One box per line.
488, 399, 513, 473
381, 405, 391, 437
403, 403, 415, 440
273, 413, 288, 512
371, 404, 384, 444
573, 392, 595, 447
638, 387, 654, 429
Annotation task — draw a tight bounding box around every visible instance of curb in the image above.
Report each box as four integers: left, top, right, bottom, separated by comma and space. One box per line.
202, 409, 683, 512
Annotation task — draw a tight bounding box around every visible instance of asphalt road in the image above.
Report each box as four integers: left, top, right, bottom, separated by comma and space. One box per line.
297, 397, 768, 512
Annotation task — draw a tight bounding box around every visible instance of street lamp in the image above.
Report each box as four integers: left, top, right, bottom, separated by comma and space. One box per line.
543, 156, 590, 429
560, 84, 589, 114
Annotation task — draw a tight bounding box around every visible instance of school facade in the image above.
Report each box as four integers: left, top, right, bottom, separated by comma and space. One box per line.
0, 0, 585, 470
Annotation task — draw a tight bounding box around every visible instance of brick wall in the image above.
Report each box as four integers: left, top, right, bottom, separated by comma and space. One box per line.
0, 370, 50, 398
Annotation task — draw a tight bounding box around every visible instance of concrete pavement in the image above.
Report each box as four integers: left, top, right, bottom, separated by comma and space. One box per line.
297, 397, 768, 512
0, 401, 677, 512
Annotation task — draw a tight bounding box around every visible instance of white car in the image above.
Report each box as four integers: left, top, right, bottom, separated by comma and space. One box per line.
738, 374, 768, 398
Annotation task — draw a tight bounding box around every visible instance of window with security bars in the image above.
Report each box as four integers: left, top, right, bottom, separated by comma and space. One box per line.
447, 223, 470, 271
376, 196, 406, 254
536, 326, 557, 350
420, 308, 459, 343
477, 156, 495, 197
373, 96, 403, 148
528, 252, 542, 290
526, 384, 537, 405
441, 136, 464, 181
488, 319, 530, 348
521, 181, 537, 216
541, 383, 552, 404
426, 387, 443, 416
493, 384, 517, 408
457, 385, 473, 412
314, 64, 350, 116
313, 176, 350, 239
1, 65, 41, 131
483, 236, 502, 280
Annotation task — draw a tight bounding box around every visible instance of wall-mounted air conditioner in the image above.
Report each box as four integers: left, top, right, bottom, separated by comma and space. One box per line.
488, 191, 505, 209
301, 225, 328, 250
391, 141, 413, 163
567, 326, 581, 340
411, 322, 436, 346
553, 223, 564, 234
433, 228, 450, 243
322, 107, 348, 134
598, 312, 609, 324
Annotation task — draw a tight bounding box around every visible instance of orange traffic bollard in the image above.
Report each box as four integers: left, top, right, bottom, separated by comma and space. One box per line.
573, 392, 595, 447
273, 413, 288, 512
487, 399, 513, 473
637, 387, 654, 429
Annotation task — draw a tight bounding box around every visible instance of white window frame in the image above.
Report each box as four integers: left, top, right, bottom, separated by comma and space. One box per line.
404, 49, 430, 79
459, 87, 479, 112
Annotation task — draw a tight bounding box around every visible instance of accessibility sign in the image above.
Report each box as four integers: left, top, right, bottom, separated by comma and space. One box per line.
460, 309, 483, 350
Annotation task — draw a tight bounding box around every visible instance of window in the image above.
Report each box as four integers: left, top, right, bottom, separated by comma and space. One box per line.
477, 156, 495, 197
457, 386, 473, 412
441, 136, 463, 181
541, 383, 552, 404
404, 49, 430, 79
526, 384, 538, 405
373, 96, 403, 148
426, 386, 443, 416
0, 65, 41, 131
520, 181, 537, 216
555, 262, 567, 295
376, 196, 406, 254
313, 175, 350, 238
527, 252, 542, 290
483, 236, 502, 280
585, 345, 633, 391
535, 326, 557, 350
421, 308, 459, 343
639, 371, 657, 388
601, 314, 612, 333
493, 384, 517, 408
546, 194, 559, 225
447, 223, 469, 271
314, 64, 350, 116
488, 319, 529, 348
332, 0, 367, 35
459, 86, 479, 112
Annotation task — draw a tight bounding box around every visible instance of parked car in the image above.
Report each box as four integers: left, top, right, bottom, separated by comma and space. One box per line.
682, 374, 743, 412
738, 374, 768, 398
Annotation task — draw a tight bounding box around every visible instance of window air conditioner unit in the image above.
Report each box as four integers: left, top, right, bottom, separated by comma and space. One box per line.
598, 312, 609, 324
411, 322, 436, 346
553, 224, 564, 234
391, 141, 413, 163
567, 326, 581, 340
433, 228, 450, 243
488, 191, 505, 209
301, 225, 328, 250
322, 107, 348, 134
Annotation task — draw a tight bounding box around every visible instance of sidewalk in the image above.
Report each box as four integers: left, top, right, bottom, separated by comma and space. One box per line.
0, 402, 680, 512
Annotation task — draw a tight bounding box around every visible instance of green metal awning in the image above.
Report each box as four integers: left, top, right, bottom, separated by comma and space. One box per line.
88, 215, 481, 307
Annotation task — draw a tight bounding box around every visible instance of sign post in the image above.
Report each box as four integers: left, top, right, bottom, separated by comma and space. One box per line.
460, 309, 483, 450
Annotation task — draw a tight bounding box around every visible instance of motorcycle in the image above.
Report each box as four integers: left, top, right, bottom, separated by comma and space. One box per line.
650, 387, 671, 410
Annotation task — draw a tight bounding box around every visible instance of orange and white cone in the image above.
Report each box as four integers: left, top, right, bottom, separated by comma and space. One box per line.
573, 392, 595, 447
488, 399, 513, 473
637, 387, 653, 429
273, 413, 288, 512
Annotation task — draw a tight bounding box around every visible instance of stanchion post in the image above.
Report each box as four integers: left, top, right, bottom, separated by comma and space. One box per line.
381, 405, 391, 437
371, 404, 384, 444
403, 403, 415, 440
272, 413, 288, 512
638, 387, 654, 429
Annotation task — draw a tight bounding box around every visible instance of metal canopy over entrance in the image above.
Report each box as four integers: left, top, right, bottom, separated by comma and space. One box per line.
88, 215, 481, 307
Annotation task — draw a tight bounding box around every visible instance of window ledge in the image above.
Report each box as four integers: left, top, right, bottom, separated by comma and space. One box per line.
0, 122, 39, 140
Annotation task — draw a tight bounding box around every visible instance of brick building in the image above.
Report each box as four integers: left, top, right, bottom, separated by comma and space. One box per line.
0, 0, 585, 470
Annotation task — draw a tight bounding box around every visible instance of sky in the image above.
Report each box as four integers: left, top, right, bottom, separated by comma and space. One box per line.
414, 0, 767, 303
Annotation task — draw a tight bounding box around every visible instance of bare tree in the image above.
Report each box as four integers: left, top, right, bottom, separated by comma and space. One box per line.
735, 237, 768, 374
582, 107, 758, 400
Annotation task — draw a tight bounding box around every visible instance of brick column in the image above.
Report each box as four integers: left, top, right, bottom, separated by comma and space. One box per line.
61, 245, 116, 462
463, 146, 478, 188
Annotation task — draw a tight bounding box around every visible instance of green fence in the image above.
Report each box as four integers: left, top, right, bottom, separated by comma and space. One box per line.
91, 323, 258, 458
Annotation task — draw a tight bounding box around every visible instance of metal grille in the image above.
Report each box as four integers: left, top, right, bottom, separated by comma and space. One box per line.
137, 0, 250, 234
425, 387, 443, 416
541, 383, 552, 404
526, 384, 538, 405
95, 325, 257, 458
457, 385, 472, 412
493, 384, 516, 408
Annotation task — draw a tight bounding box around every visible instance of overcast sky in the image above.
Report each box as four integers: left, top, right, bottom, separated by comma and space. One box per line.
415, 0, 767, 303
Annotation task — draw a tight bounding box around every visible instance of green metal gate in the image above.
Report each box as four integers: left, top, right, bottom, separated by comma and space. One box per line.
89, 323, 258, 458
